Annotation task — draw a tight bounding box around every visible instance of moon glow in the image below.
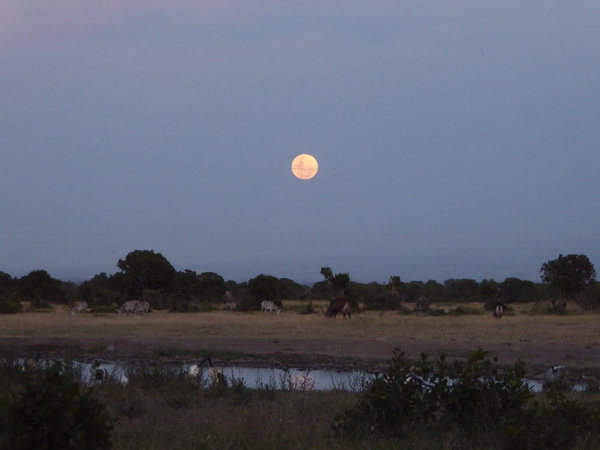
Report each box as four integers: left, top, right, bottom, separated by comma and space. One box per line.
291, 154, 319, 180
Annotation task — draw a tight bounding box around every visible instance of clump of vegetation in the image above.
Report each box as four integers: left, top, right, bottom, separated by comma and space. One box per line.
333, 349, 600, 448
448, 305, 482, 315
0, 361, 114, 449
297, 301, 316, 315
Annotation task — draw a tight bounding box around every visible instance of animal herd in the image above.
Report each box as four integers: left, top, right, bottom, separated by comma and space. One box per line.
70, 298, 509, 320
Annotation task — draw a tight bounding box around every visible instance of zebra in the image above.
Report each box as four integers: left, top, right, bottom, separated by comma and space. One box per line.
116, 300, 138, 315
133, 300, 150, 315
70, 301, 88, 315
261, 300, 280, 313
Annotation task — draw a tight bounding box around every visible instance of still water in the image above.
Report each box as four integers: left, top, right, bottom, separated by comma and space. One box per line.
19, 358, 587, 393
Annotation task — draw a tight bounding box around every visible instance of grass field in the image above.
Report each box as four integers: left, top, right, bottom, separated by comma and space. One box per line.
2, 302, 600, 449
1, 301, 598, 346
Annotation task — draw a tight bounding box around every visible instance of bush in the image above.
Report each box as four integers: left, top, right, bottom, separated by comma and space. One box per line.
504, 390, 600, 449
297, 301, 316, 315
364, 292, 403, 311
0, 362, 114, 449
334, 349, 531, 439
0, 292, 20, 314
333, 349, 600, 447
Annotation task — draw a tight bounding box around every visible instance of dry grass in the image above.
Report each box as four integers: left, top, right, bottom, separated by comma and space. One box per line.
1, 302, 599, 348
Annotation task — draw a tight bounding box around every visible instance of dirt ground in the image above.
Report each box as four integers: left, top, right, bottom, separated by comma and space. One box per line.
2, 305, 599, 380
2, 333, 599, 379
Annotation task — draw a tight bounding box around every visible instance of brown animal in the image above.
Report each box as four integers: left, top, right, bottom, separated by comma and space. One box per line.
320, 299, 351, 319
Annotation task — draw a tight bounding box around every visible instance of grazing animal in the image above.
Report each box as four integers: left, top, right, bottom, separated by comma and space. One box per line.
116, 300, 138, 315
223, 291, 237, 310
70, 301, 88, 316
493, 302, 504, 319
133, 300, 151, 315
261, 300, 281, 313
93, 361, 108, 383
320, 299, 351, 319
543, 364, 564, 388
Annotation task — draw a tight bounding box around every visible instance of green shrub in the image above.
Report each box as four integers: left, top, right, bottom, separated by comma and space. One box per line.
504, 390, 600, 449
0, 295, 20, 314
297, 301, 316, 315
0, 362, 114, 449
334, 349, 600, 448
334, 349, 532, 440
448, 305, 481, 315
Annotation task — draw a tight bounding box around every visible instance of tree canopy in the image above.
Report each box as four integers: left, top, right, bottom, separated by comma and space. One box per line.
116, 250, 177, 296
320, 267, 350, 297
540, 254, 597, 299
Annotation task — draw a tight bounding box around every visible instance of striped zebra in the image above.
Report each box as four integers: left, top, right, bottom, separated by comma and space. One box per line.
133, 300, 150, 315
116, 300, 137, 315
70, 300, 88, 315
261, 300, 280, 313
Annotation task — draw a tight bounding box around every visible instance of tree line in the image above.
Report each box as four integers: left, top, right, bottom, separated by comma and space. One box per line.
0, 250, 598, 314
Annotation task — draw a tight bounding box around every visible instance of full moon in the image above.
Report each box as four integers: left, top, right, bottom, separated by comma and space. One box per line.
291, 154, 319, 180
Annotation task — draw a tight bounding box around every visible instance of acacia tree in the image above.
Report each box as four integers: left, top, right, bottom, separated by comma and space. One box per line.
540, 254, 597, 301
388, 276, 402, 293
320, 267, 350, 298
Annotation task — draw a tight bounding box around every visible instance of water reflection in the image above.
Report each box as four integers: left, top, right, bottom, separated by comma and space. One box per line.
84, 360, 374, 391
13, 357, 590, 393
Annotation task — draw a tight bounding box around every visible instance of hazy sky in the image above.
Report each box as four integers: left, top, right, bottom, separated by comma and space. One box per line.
2, 1, 599, 283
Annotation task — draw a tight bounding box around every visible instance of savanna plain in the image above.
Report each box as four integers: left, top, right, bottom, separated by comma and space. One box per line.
2, 302, 600, 449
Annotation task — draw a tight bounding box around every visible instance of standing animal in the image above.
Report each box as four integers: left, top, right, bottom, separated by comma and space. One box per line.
320, 299, 351, 319
493, 303, 504, 319
70, 301, 88, 315
116, 300, 138, 315
261, 300, 281, 313
223, 291, 237, 310
133, 300, 151, 315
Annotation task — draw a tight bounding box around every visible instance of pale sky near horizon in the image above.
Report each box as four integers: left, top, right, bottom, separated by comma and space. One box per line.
1, 1, 599, 283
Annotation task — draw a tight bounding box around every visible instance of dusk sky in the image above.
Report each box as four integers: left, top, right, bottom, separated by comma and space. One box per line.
2, 2, 599, 284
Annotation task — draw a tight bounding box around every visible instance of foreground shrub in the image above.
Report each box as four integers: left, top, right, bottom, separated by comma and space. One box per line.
504, 390, 600, 449
333, 349, 600, 448
0, 362, 114, 449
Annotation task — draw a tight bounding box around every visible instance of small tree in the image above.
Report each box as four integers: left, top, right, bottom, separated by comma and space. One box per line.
480, 279, 501, 310
320, 267, 350, 297
247, 274, 280, 309
116, 250, 177, 297
540, 254, 597, 301
388, 275, 401, 293
17, 270, 64, 308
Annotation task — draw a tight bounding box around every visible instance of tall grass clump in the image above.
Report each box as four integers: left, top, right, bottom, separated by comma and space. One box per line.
334, 349, 600, 449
